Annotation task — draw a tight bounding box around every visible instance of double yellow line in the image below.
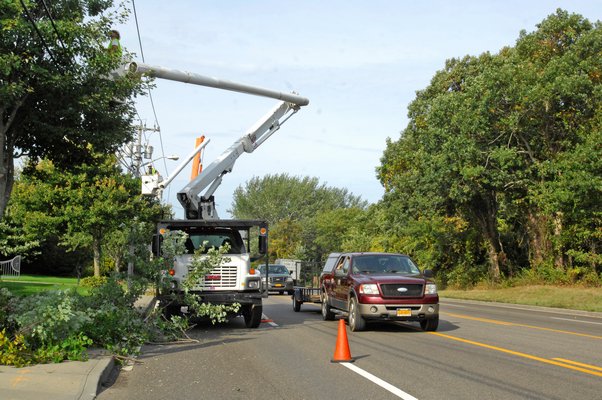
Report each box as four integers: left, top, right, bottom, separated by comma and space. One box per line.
432, 313, 602, 378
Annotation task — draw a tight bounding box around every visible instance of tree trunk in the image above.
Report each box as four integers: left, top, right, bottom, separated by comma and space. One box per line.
553, 211, 564, 269
0, 98, 26, 221
526, 210, 552, 269
93, 236, 102, 277
0, 121, 15, 221
114, 254, 122, 273
472, 192, 503, 282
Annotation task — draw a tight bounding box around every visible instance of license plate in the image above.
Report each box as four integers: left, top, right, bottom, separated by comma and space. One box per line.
274, 283, 283, 287
396, 308, 411, 317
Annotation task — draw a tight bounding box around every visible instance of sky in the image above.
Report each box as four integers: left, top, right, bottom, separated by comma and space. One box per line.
113, 1, 601, 218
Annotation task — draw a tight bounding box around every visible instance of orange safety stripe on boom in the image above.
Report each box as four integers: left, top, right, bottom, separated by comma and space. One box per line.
190, 136, 205, 180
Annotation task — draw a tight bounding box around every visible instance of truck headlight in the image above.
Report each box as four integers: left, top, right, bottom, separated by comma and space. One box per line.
425, 283, 437, 294
359, 284, 379, 295
248, 280, 259, 289
286, 277, 293, 282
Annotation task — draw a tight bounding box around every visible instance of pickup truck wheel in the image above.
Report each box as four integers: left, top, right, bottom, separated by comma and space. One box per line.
420, 316, 439, 331
243, 304, 263, 328
348, 297, 366, 332
292, 295, 301, 312
321, 293, 335, 321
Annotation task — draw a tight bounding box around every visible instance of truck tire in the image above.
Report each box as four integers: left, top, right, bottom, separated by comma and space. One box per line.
321, 293, 335, 321
420, 316, 439, 331
292, 294, 302, 312
162, 302, 181, 321
348, 297, 366, 332
243, 304, 262, 328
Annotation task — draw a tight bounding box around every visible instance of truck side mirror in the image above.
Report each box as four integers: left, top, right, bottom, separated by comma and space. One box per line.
151, 234, 162, 257
258, 235, 267, 254
423, 269, 434, 278
258, 225, 268, 254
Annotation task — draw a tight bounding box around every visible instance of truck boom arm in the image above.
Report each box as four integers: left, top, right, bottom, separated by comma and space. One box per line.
125, 62, 309, 219
178, 100, 299, 219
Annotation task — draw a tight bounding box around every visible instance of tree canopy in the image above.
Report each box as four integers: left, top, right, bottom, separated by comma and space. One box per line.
377, 9, 602, 285
0, 0, 143, 220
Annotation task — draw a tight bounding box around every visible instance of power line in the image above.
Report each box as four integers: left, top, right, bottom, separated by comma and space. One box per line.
19, 0, 63, 71
131, 0, 171, 200
40, 0, 69, 54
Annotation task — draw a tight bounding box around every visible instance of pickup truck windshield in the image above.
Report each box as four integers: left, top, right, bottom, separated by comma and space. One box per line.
352, 255, 420, 275
258, 265, 289, 275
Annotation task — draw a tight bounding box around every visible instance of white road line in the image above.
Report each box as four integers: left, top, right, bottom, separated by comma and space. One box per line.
550, 317, 602, 325
341, 362, 419, 400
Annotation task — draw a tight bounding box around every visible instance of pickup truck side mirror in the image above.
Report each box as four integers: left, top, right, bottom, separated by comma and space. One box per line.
422, 269, 434, 278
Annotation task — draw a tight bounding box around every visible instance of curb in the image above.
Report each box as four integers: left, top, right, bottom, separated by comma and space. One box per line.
79, 356, 115, 400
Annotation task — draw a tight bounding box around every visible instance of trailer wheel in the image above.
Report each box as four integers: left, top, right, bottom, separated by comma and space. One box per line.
243, 304, 262, 328
292, 295, 301, 312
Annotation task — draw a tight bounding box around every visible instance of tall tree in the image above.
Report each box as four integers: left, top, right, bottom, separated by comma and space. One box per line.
378, 9, 602, 281
6, 154, 164, 276
230, 173, 367, 225
231, 173, 368, 263
0, 0, 142, 220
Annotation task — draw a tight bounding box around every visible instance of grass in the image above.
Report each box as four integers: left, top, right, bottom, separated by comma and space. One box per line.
440, 285, 602, 313
0, 274, 85, 296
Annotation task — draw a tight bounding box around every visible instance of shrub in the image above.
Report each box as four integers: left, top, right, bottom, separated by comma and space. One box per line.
81, 278, 149, 357
0, 329, 29, 367
80, 275, 108, 288
9, 290, 90, 347
0, 288, 14, 331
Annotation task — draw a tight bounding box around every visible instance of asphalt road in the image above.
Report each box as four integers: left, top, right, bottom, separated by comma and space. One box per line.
98, 296, 602, 400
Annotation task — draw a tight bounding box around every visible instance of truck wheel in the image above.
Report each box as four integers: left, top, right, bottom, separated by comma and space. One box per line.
292, 295, 301, 312
243, 304, 262, 328
348, 297, 366, 332
162, 303, 181, 321
420, 316, 439, 331
321, 293, 335, 321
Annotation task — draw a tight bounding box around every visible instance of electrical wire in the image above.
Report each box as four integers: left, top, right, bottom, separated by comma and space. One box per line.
19, 0, 63, 71
40, 0, 69, 54
131, 0, 171, 200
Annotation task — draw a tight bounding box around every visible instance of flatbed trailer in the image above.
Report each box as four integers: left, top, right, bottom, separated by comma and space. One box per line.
291, 286, 322, 312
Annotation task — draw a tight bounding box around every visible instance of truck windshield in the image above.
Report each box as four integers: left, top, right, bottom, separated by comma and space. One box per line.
352, 255, 420, 275
181, 229, 245, 255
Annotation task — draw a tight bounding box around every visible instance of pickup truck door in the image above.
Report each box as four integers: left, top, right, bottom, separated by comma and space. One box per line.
332, 256, 351, 310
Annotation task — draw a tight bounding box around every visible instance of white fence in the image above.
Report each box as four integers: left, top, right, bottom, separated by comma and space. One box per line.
0, 255, 21, 278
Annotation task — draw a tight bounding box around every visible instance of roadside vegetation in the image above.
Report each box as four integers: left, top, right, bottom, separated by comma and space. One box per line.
441, 286, 602, 313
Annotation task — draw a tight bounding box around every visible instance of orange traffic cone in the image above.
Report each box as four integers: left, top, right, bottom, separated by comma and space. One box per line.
331, 319, 354, 363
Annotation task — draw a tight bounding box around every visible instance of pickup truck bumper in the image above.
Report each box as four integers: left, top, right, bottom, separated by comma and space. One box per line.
358, 303, 439, 321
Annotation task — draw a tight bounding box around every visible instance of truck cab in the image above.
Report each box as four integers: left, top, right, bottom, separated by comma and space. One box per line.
154, 219, 268, 328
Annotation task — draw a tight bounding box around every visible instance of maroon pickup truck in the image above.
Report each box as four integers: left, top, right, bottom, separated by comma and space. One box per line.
319, 252, 439, 331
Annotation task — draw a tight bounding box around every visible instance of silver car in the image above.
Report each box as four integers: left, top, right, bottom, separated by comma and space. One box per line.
259, 264, 294, 295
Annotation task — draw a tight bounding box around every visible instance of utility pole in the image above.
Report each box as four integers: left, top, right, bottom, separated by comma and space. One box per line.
129, 124, 161, 177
